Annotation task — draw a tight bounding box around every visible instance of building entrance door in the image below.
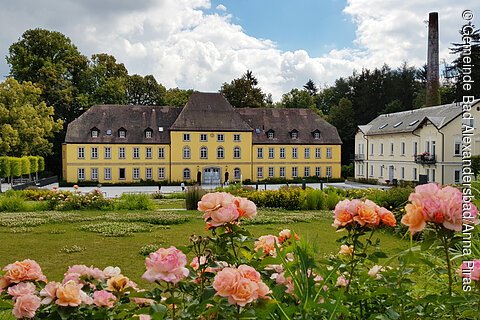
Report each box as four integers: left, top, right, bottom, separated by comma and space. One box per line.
203, 168, 220, 185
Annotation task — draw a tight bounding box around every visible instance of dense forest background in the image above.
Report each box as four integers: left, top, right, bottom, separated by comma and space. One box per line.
1, 27, 479, 175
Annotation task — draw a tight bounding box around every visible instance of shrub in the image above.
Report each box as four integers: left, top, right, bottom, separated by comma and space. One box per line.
302, 188, 326, 210
246, 187, 305, 210
17, 188, 53, 201
185, 186, 206, 210
0, 193, 28, 212
45, 188, 113, 211
115, 193, 156, 211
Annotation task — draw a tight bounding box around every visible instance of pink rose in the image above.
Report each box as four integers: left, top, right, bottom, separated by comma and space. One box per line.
275, 272, 294, 294
139, 315, 152, 320
8, 282, 36, 300
438, 186, 464, 231
3, 259, 47, 283
93, 290, 117, 308
212, 267, 240, 298
254, 235, 279, 256
335, 275, 349, 287
208, 204, 240, 227
228, 277, 259, 306
198, 192, 234, 214
333, 199, 361, 227
190, 256, 208, 271
40, 281, 60, 305
103, 266, 122, 278
457, 259, 480, 281
142, 246, 189, 283
238, 265, 261, 283
55, 280, 83, 307
65, 265, 105, 282
12, 294, 41, 319
234, 197, 257, 219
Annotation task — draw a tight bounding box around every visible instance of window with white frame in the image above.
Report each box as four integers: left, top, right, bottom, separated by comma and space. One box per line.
217, 147, 224, 159
234, 168, 241, 180
280, 147, 286, 159
233, 146, 241, 159
257, 167, 263, 179
257, 147, 263, 159
380, 166, 384, 177
91, 168, 98, 180
401, 167, 405, 179
390, 142, 394, 155
292, 147, 298, 159
183, 146, 191, 159
78, 168, 85, 180
315, 147, 321, 159
146, 147, 152, 159
292, 167, 298, 177
370, 144, 374, 156
280, 167, 286, 178
291, 131, 298, 139
370, 165, 374, 177
217, 134, 224, 142
200, 146, 208, 159
183, 133, 190, 141
314, 132, 320, 139
145, 130, 152, 138
268, 147, 274, 159
454, 170, 461, 183
400, 142, 405, 155
413, 141, 418, 155
268, 131, 274, 139
133, 168, 140, 180
268, 167, 274, 178
315, 167, 321, 177
158, 147, 165, 159
454, 138, 461, 156
91, 130, 98, 138
304, 148, 310, 159
326, 147, 332, 159
119, 147, 126, 159
200, 134, 208, 142
233, 134, 241, 142
326, 166, 332, 178
118, 130, 126, 138
104, 147, 111, 159
104, 168, 111, 180
133, 147, 140, 159
77, 147, 85, 159
183, 168, 191, 180
304, 167, 310, 177
91, 147, 98, 159
146, 168, 152, 180
380, 143, 384, 155
158, 167, 165, 180
413, 168, 417, 180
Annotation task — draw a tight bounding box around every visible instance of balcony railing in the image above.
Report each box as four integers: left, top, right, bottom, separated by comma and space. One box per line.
354, 154, 365, 161
414, 154, 436, 165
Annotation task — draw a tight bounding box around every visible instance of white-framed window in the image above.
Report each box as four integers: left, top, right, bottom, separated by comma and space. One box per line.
370, 165, 374, 177
291, 131, 298, 139
104, 168, 111, 180
77, 147, 85, 159
314, 132, 320, 139
158, 167, 165, 180
315, 167, 321, 177
217, 147, 224, 159
77, 168, 85, 180
183, 133, 190, 141
400, 142, 405, 155
315, 147, 321, 159
217, 134, 224, 142
200, 134, 208, 142
401, 167, 405, 179
104, 147, 111, 159
326, 147, 332, 159
304, 167, 310, 177
463, 117, 475, 128
91, 147, 98, 159
158, 147, 165, 159
145, 130, 152, 138
268, 167, 274, 178
91, 130, 98, 138
292, 167, 298, 178
390, 142, 394, 155
119, 168, 126, 180
183, 168, 191, 180
119, 147, 126, 159
200, 146, 208, 159
280, 147, 286, 159
413, 168, 417, 180
454, 138, 461, 156
133, 147, 140, 159
233, 134, 241, 142
119, 130, 126, 138
234, 168, 241, 180
380, 166, 384, 177
292, 147, 298, 159
183, 146, 191, 159
146, 147, 152, 159
268, 131, 274, 139
380, 143, 384, 155
370, 144, 374, 156
91, 168, 98, 181
257, 167, 263, 179
280, 167, 286, 178
133, 168, 140, 180
268, 147, 275, 159
454, 170, 461, 184
413, 141, 418, 155
146, 168, 152, 180
233, 146, 241, 159
257, 147, 263, 159
431, 141, 436, 155
304, 148, 310, 159
357, 164, 364, 176
326, 166, 332, 178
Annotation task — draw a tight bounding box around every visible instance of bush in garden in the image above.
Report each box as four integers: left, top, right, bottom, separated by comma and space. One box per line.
17, 188, 54, 201
45, 187, 113, 211
115, 193, 155, 211
9, 157, 22, 179
20, 157, 30, 176
185, 186, 206, 210
0, 192, 29, 212
302, 188, 326, 210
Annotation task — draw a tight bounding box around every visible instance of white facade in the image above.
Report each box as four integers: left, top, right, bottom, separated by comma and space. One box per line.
354, 101, 480, 185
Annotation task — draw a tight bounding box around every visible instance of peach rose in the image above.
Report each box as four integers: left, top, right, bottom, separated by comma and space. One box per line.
12, 294, 41, 319
142, 246, 189, 284
335, 275, 349, 287
208, 204, 240, 227
190, 256, 208, 271
212, 267, 240, 298
65, 265, 105, 282
339, 245, 354, 256
234, 197, 257, 219
8, 282, 36, 300
139, 315, 152, 320
228, 277, 259, 306
378, 207, 397, 227
0, 276, 10, 293
238, 265, 261, 283
401, 203, 427, 235
254, 235, 279, 256
368, 265, 384, 279
55, 280, 83, 307
40, 281, 60, 305
354, 200, 380, 226
106, 275, 130, 292
438, 186, 465, 231
93, 290, 117, 308
198, 192, 234, 214
3, 259, 47, 283
103, 266, 121, 278
457, 259, 480, 281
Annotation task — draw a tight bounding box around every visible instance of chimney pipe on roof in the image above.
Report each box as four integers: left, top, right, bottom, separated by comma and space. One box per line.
426, 12, 441, 107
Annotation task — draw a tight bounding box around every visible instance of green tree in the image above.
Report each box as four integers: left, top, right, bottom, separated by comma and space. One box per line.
38, 157, 45, 172
9, 157, 22, 179
280, 88, 316, 109
0, 78, 63, 156
220, 70, 266, 108
303, 79, 318, 96
20, 157, 30, 176
126, 74, 166, 105
164, 88, 194, 107
0, 157, 11, 192
28, 156, 39, 181
327, 98, 356, 165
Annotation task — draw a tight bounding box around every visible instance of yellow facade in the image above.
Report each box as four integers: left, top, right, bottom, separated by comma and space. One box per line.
63, 139, 341, 183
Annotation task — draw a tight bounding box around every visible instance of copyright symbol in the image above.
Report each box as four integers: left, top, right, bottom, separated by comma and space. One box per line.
463, 10, 473, 21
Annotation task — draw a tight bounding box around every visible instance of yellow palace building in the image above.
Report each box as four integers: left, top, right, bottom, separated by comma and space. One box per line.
63, 92, 342, 183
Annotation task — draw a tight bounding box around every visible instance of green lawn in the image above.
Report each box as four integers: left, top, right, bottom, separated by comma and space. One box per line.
0, 203, 408, 288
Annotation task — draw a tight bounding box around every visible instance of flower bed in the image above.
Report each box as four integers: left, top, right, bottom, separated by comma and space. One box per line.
0, 183, 479, 319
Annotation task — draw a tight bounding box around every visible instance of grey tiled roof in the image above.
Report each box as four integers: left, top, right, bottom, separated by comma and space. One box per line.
65, 105, 182, 144
237, 108, 342, 144
360, 100, 479, 135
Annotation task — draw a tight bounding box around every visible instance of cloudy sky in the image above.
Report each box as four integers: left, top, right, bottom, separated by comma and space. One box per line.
0, 0, 478, 101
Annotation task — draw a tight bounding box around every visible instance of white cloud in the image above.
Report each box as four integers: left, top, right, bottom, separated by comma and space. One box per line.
0, 0, 478, 101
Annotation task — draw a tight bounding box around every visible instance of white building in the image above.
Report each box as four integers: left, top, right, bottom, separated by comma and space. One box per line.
354, 100, 480, 185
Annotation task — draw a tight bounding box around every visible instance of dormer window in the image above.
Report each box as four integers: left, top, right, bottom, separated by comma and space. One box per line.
90, 127, 100, 138
312, 129, 320, 139
118, 128, 127, 138
145, 128, 153, 138
266, 130, 275, 139
290, 129, 298, 139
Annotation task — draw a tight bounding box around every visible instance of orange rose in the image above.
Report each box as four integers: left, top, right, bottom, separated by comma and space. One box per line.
354, 201, 380, 226
401, 203, 426, 235
378, 207, 397, 227
55, 281, 82, 307
106, 275, 130, 292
